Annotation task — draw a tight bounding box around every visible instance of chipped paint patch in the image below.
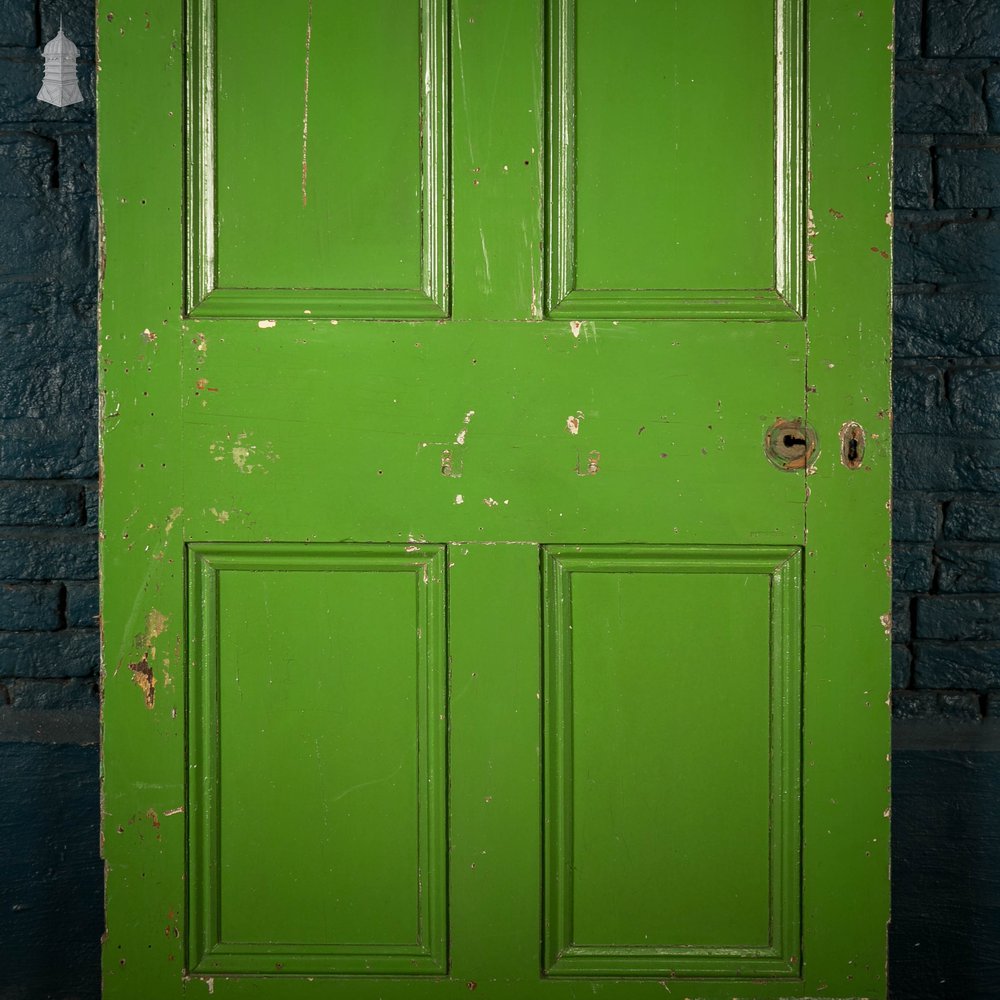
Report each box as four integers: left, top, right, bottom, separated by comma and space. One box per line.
129, 657, 156, 709
211, 432, 277, 475
455, 409, 475, 445
483, 497, 499, 507
441, 448, 461, 478
570, 320, 598, 342
145, 608, 169, 643
163, 507, 183, 534
566, 413, 582, 435
576, 451, 600, 476
880, 613, 891, 636
455, 494, 464, 505
806, 208, 818, 262
209, 507, 229, 524
142, 328, 157, 342
257, 319, 277, 329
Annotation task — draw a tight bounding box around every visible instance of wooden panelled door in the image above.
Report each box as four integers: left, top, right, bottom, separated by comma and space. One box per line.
98, 3, 892, 998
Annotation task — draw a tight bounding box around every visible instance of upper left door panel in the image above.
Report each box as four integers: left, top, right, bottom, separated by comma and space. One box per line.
186, 0, 450, 319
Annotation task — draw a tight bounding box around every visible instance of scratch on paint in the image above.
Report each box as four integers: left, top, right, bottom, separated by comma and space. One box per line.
301, 0, 313, 206
328, 763, 405, 805
479, 230, 492, 292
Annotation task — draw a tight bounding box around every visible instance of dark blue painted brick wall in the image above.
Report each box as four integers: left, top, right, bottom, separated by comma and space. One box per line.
893, 0, 1000, 723
0, 4, 100, 999
0, 0, 98, 726
0, 1, 998, 999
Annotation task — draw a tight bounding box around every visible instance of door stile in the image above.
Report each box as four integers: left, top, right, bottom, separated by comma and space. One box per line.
98, 1, 190, 994
799, 2, 892, 994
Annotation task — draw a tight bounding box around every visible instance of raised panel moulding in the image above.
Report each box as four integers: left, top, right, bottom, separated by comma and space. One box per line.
545, 0, 804, 320
185, 0, 449, 319
185, 543, 447, 976
542, 545, 803, 978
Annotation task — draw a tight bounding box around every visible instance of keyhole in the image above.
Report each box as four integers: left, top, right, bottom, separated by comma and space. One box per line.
765, 419, 817, 471
840, 421, 866, 469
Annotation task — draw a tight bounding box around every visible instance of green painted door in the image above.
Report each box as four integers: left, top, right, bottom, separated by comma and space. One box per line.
98, 2, 892, 998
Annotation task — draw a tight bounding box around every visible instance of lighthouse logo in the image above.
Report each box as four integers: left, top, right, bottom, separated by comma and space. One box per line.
38, 20, 84, 108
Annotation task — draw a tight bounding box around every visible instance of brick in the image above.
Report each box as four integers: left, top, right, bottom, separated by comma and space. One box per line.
892, 492, 941, 541
945, 498, 1000, 540
894, 543, 935, 593
0, 676, 97, 711
894, 434, 1000, 492
2, 316, 96, 374
893, 593, 913, 642
927, 0, 1000, 57
892, 364, 948, 435
0, 7, 37, 49
56, 130, 95, 195
892, 644, 913, 688
0, 57, 94, 127
0, 346, 95, 419
915, 642, 1000, 689
83, 484, 97, 532
0, 416, 97, 479
0, 530, 96, 581
895, 62, 989, 134
894, 291, 1000, 357
0, 132, 57, 197
65, 581, 97, 629
894, 0, 923, 59
892, 689, 982, 721
0, 629, 97, 678
38, 5, 96, 51
0, 582, 61, 631
916, 596, 1000, 640
936, 143, 1000, 209
938, 544, 1000, 593
987, 67, 1000, 133
0, 482, 83, 526
0, 276, 57, 324
0, 196, 98, 284
894, 141, 934, 209
949, 367, 1000, 434
895, 217, 1000, 285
